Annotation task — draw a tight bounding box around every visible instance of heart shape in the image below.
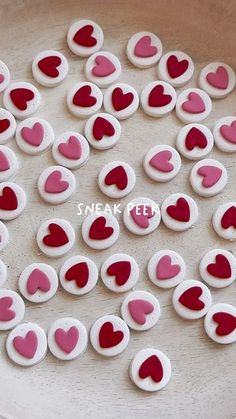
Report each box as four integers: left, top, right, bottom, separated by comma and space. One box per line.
182, 92, 205, 114
89, 216, 114, 240
0, 297, 15, 321
221, 206, 236, 229
43, 223, 69, 247
0, 118, 10, 134
104, 165, 128, 190
27, 269, 51, 295
167, 197, 190, 222
207, 254, 231, 279
93, 116, 115, 141
65, 262, 89, 288
38, 56, 61, 78
0, 186, 18, 211
148, 85, 172, 107
0, 74, 5, 84
73, 85, 97, 107
106, 261, 131, 286
206, 66, 229, 89
112, 87, 134, 111
149, 150, 173, 172
92, 55, 116, 77
128, 299, 154, 325
167, 55, 189, 78
10, 88, 34, 111
13, 331, 38, 359
198, 165, 222, 188
55, 326, 79, 353
44, 170, 69, 193
73, 24, 97, 47
220, 121, 236, 144
185, 127, 207, 151
134, 35, 158, 58
213, 312, 236, 336
130, 205, 154, 228
99, 321, 124, 348
21, 122, 44, 147
58, 136, 81, 160
0, 151, 10, 172
179, 286, 205, 310
139, 355, 163, 382
156, 255, 181, 280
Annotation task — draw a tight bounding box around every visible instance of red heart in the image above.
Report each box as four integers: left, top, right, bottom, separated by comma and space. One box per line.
43, 223, 69, 247
139, 355, 163, 382
167, 197, 190, 222
112, 87, 134, 111
73, 85, 97, 107
167, 55, 189, 78
0, 186, 18, 211
73, 24, 97, 47
38, 56, 61, 78
148, 85, 172, 107
89, 216, 114, 240
221, 206, 236, 229
0, 297, 15, 321
185, 127, 207, 151
13, 331, 38, 359
55, 326, 79, 353
65, 262, 89, 288
99, 321, 124, 348
213, 312, 236, 336
104, 165, 128, 190
179, 286, 205, 310
0, 119, 10, 134
207, 254, 232, 279
93, 117, 115, 141
107, 261, 131, 286
10, 88, 34, 111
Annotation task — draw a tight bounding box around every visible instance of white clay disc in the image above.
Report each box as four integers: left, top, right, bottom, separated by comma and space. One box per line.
126, 32, 163, 68
190, 159, 227, 197
0, 289, 25, 331
36, 218, 75, 258
67, 19, 104, 57
103, 83, 139, 120
48, 317, 88, 360
90, 315, 130, 357
176, 88, 212, 123
123, 197, 161, 236
59, 255, 98, 295
67, 82, 103, 118
172, 279, 212, 320
3, 82, 41, 119
212, 202, 236, 241
84, 113, 121, 150
148, 249, 186, 289
81, 211, 120, 250
52, 132, 90, 169
18, 263, 58, 303
161, 193, 198, 231
37, 165, 76, 205
143, 144, 181, 182
130, 348, 171, 392
198, 62, 235, 99
100, 253, 139, 293
157, 50, 194, 87
199, 249, 236, 288
204, 303, 236, 344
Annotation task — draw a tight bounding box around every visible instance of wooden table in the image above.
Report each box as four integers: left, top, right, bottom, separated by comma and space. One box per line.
0, 0, 235, 418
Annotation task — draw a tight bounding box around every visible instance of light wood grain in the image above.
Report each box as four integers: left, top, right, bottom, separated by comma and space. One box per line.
0, 0, 235, 418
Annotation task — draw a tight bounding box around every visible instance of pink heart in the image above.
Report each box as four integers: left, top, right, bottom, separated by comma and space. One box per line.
128, 299, 154, 325
92, 55, 116, 77
44, 170, 69, 193
27, 269, 51, 295
21, 122, 44, 146
149, 150, 174, 173
220, 121, 236, 144
206, 66, 229, 89
134, 35, 158, 58
197, 165, 222, 188
130, 205, 154, 228
55, 326, 79, 354
0, 151, 10, 172
0, 74, 5, 84
58, 136, 82, 160
0, 297, 15, 321
156, 255, 180, 280
182, 92, 205, 114
13, 331, 38, 359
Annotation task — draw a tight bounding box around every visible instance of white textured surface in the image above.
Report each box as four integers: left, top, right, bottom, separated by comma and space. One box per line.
0, 0, 235, 418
